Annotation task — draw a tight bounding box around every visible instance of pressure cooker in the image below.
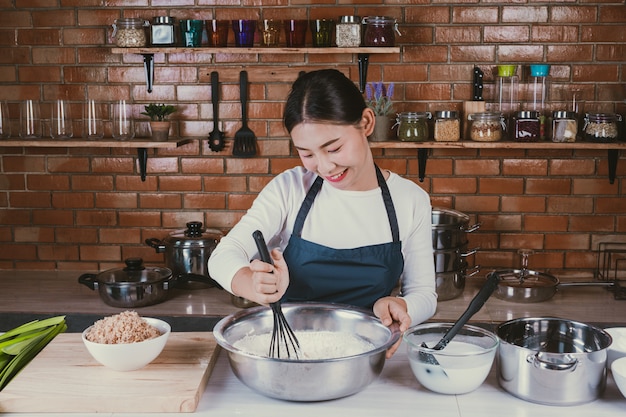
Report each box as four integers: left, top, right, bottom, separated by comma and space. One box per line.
146, 221, 223, 290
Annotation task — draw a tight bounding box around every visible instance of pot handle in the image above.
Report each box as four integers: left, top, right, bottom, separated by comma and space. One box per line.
462, 222, 481, 234
530, 352, 578, 372
78, 273, 99, 291
466, 265, 481, 277
461, 247, 480, 257
145, 238, 166, 253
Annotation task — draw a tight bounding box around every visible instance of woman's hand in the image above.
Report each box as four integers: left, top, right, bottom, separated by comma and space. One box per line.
246, 249, 290, 305
373, 296, 411, 358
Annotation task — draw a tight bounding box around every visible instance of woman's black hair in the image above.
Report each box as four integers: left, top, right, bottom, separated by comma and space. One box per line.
283, 69, 366, 133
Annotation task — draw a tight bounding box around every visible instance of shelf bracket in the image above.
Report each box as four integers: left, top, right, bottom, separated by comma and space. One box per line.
418, 148, 428, 182
608, 149, 618, 184
142, 54, 155, 93
357, 53, 369, 93
137, 148, 148, 181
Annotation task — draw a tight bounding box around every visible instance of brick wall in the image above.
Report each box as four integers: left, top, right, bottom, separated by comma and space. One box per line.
0, 1, 625, 279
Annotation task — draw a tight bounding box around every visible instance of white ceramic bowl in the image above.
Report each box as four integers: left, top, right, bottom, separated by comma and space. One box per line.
403, 322, 499, 394
82, 317, 170, 371
611, 356, 626, 399
605, 327, 626, 368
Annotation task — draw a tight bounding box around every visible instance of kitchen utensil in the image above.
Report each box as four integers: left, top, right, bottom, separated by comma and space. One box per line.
77, 258, 173, 307
419, 271, 500, 369
208, 71, 225, 151
433, 245, 478, 273
232, 70, 257, 157
497, 317, 612, 405
145, 221, 223, 289
462, 66, 485, 139
431, 207, 480, 249
612, 357, 626, 399
213, 302, 400, 401
252, 229, 301, 359
435, 266, 480, 301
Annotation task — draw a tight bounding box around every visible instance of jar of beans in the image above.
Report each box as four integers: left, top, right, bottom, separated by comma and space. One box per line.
551, 111, 578, 143
468, 112, 505, 142
433, 111, 460, 142
362, 16, 400, 47
583, 113, 622, 143
113, 18, 148, 47
514, 111, 541, 142
335, 16, 361, 47
395, 112, 431, 142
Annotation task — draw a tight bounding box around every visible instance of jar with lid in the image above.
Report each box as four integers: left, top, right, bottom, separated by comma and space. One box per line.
150, 16, 176, 46
583, 113, 622, 143
433, 111, 460, 142
395, 112, 431, 142
335, 16, 361, 47
468, 112, 505, 142
551, 111, 578, 143
112, 18, 148, 47
362, 16, 401, 47
514, 111, 541, 142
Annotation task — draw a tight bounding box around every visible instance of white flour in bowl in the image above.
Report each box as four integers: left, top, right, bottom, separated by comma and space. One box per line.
233, 331, 376, 359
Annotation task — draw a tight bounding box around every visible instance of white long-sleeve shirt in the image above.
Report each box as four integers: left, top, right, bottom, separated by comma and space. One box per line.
208, 166, 437, 326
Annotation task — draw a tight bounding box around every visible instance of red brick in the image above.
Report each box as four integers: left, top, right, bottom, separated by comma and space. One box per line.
501, 196, 546, 213
95, 192, 137, 209
38, 245, 79, 261
32, 209, 73, 225
525, 215, 569, 232
545, 233, 590, 250
226, 194, 256, 210
547, 197, 593, 214
531, 25, 579, 43
551, 6, 597, 23
140, 193, 183, 209
502, 159, 548, 176
75, 210, 117, 226
473, 214, 522, 232
484, 26, 530, 43
502, 6, 548, 23
500, 233, 545, 250
100, 228, 141, 244
56, 227, 98, 244
581, 25, 626, 42
118, 211, 162, 227
79, 245, 121, 262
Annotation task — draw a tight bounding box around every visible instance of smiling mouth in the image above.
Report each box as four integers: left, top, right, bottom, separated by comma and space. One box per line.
325, 169, 346, 182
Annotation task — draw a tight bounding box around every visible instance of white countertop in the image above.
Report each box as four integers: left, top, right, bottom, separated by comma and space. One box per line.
2, 343, 625, 416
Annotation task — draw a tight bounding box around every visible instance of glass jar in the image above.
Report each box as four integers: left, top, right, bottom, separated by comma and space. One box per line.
150, 16, 176, 46
514, 110, 541, 142
335, 16, 361, 47
395, 112, 431, 142
433, 111, 460, 142
468, 112, 504, 142
551, 111, 578, 143
362, 16, 401, 47
112, 18, 147, 47
583, 113, 622, 143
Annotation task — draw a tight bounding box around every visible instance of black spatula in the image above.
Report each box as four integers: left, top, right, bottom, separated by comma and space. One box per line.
232, 70, 257, 157
208, 71, 225, 152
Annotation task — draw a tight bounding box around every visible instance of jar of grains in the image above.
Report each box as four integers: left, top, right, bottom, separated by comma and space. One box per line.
113, 18, 148, 47
468, 112, 505, 142
583, 113, 622, 143
395, 112, 431, 142
514, 110, 541, 142
335, 16, 361, 47
551, 111, 578, 143
362, 16, 400, 47
433, 111, 460, 142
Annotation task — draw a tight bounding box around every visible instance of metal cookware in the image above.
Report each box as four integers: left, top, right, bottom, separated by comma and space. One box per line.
436, 266, 480, 301
78, 258, 173, 308
431, 207, 480, 249
145, 221, 223, 289
433, 245, 478, 273
497, 317, 612, 405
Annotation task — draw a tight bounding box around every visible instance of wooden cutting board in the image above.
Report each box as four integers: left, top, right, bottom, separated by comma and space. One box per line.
0, 332, 220, 413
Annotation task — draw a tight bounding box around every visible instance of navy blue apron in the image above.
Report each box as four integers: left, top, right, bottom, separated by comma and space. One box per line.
282, 165, 404, 309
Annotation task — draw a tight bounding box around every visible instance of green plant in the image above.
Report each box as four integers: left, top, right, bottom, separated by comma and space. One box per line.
141, 103, 177, 121
365, 82, 394, 116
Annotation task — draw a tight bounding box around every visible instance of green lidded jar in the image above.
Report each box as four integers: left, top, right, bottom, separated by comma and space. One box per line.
395, 112, 431, 142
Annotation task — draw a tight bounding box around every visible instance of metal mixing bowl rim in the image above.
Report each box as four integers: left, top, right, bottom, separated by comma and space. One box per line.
403, 321, 499, 355
213, 301, 400, 363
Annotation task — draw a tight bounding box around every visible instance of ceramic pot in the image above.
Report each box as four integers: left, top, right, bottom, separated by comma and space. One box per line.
150, 121, 170, 141
369, 115, 391, 142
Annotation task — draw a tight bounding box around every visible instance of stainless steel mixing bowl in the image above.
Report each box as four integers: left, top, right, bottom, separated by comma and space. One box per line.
213, 302, 400, 401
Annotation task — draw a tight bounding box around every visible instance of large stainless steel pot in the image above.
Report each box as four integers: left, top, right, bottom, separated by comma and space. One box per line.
436, 266, 480, 301
431, 207, 480, 249
497, 317, 612, 406
433, 245, 478, 273
145, 221, 223, 289
78, 258, 174, 308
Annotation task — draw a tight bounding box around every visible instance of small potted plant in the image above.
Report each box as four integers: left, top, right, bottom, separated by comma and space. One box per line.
365, 81, 394, 142
141, 103, 177, 141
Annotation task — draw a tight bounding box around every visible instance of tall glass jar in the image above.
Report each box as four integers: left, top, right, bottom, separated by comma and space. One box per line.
395, 112, 431, 142
335, 16, 361, 47
112, 18, 148, 47
468, 112, 504, 142
151, 16, 176, 46
583, 113, 622, 143
433, 111, 460, 142
362, 16, 400, 47
513, 110, 541, 142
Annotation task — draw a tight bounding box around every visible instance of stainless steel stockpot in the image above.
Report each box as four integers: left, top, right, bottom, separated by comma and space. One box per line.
433, 245, 478, 273
497, 317, 612, 406
435, 266, 480, 301
431, 207, 480, 249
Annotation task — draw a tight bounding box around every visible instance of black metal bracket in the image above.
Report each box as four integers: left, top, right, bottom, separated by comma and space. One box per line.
137, 148, 148, 181
608, 149, 618, 184
358, 53, 370, 93
418, 148, 429, 182
142, 54, 154, 93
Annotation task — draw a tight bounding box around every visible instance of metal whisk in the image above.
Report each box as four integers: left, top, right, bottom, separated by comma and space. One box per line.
252, 230, 301, 359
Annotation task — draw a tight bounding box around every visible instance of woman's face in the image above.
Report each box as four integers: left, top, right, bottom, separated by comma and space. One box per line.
290, 109, 376, 191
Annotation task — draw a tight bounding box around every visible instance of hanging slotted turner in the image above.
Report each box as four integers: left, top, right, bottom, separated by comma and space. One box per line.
208, 71, 225, 152
232, 70, 257, 157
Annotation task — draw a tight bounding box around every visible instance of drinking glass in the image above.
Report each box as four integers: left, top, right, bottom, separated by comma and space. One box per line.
284, 19, 307, 47
19, 99, 41, 139
180, 19, 204, 47
232, 19, 257, 47
112, 100, 134, 140
259, 19, 281, 47
50, 99, 73, 139
84, 99, 104, 139
0, 100, 10, 138
206, 19, 229, 47
310, 19, 334, 47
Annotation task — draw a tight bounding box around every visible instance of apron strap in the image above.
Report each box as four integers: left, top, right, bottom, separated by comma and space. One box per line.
375, 165, 400, 243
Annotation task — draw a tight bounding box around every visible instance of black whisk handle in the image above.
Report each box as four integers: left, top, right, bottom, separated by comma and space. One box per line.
253, 230, 273, 266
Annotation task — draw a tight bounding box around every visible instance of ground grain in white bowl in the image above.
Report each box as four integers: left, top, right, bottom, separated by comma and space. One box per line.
85, 310, 162, 344
233, 331, 376, 359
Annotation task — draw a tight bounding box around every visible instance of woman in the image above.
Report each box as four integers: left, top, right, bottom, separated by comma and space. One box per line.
208, 69, 436, 357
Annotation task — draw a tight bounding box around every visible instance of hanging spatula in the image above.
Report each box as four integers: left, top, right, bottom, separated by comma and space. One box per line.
232, 70, 257, 157
208, 71, 225, 152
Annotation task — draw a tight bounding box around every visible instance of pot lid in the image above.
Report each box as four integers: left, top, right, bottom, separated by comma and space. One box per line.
97, 258, 172, 285
165, 221, 223, 248
494, 268, 559, 288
